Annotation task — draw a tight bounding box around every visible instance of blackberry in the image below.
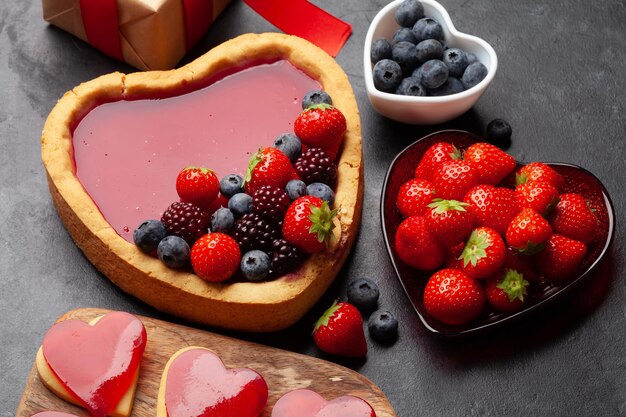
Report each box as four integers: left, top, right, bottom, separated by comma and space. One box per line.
251, 185, 290, 222
294, 148, 337, 186
233, 213, 280, 253
269, 239, 305, 276
161, 201, 210, 244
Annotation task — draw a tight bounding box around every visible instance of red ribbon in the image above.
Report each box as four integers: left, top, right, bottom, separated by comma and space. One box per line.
243, 0, 352, 57
78, 0, 215, 63
79, 0, 123, 60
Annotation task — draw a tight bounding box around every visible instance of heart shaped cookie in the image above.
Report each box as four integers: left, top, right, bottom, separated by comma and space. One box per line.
36, 312, 147, 417
157, 347, 268, 417
272, 389, 376, 417
41, 33, 363, 332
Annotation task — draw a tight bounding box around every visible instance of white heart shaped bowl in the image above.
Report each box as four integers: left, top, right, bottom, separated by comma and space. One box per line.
364, 0, 498, 125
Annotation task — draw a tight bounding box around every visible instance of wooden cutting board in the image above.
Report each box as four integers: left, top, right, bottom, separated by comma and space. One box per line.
15, 308, 397, 417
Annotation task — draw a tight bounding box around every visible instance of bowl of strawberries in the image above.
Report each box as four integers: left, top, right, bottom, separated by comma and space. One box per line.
381, 130, 615, 336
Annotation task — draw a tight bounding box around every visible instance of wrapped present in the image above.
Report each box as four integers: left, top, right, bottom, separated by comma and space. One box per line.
42, 0, 231, 70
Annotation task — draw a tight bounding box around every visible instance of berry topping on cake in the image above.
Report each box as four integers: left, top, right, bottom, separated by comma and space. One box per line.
133, 220, 167, 253
161, 201, 210, 245
306, 183, 335, 205
282, 196, 337, 254
175, 166, 219, 210
302, 90, 333, 109
244, 147, 297, 195
240, 250, 272, 282
285, 179, 308, 201
272, 133, 302, 162
269, 238, 305, 276
294, 104, 347, 160
294, 147, 337, 186
228, 193, 253, 218
233, 213, 281, 253
191, 233, 241, 282
219, 174, 244, 198
157, 235, 190, 269
251, 185, 290, 222
210, 207, 235, 233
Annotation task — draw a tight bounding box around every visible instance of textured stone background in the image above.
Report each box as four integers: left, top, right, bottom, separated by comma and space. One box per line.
1, 1, 625, 416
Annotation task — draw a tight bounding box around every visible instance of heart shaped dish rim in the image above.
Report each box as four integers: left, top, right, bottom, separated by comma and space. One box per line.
380, 130, 615, 337
41, 33, 364, 333
363, 0, 498, 124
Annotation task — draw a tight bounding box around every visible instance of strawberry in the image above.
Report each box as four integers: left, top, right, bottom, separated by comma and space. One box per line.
516, 162, 565, 191
550, 193, 599, 244
313, 301, 367, 357
414, 142, 461, 180
458, 227, 506, 279
423, 268, 485, 325
430, 160, 480, 201
176, 166, 220, 210
396, 178, 436, 218
514, 181, 560, 216
485, 269, 529, 312
424, 198, 474, 247
535, 234, 587, 282
191, 233, 241, 282
282, 196, 337, 254
463, 185, 519, 235
294, 104, 346, 159
504, 246, 540, 282
244, 147, 297, 195
463, 142, 516, 185
505, 208, 553, 254
206, 193, 229, 216
395, 216, 446, 270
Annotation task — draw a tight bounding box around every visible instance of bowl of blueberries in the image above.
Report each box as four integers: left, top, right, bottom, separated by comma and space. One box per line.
364, 0, 498, 124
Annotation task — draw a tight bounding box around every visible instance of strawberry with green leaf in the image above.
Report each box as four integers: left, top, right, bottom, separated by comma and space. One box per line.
244, 147, 297, 196
176, 166, 220, 210
313, 301, 367, 357
485, 269, 530, 312
294, 104, 347, 159
425, 198, 474, 247
514, 181, 560, 216
282, 196, 337, 254
414, 142, 461, 180
516, 162, 565, 192
458, 227, 506, 279
505, 208, 553, 254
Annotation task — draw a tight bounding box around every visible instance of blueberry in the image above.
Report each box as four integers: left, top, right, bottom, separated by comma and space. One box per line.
302, 90, 332, 109
157, 236, 190, 269
395, 0, 424, 27
306, 183, 335, 205
465, 52, 479, 65
428, 77, 465, 96
420, 59, 449, 89
411, 65, 424, 81
210, 207, 235, 233
273, 133, 301, 162
373, 59, 403, 93
415, 39, 443, 63
461, 62, 488, 89
368, 310, 399, 342
442, 48, 469, 78
228, 193, 253, 218
486, 118, 513, 148
412, 17, 444, 43
347, 278, 380, 312
240, 250, 271, 281
392, 41, 420, 75
395, 76, 426, 96
220, 174, 244, 198
133, 220, 167, 253
371, 38, 392, 64
392, 28, 417, 45
286, 179, 308, 200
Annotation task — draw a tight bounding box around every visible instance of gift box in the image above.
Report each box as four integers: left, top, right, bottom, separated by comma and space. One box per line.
43, 0, 231, 70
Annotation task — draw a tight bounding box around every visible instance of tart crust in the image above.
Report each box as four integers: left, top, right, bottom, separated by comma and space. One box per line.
41, 33, 363, 332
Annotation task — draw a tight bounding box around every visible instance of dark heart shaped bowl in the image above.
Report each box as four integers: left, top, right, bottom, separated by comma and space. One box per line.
380, 130, 616, 336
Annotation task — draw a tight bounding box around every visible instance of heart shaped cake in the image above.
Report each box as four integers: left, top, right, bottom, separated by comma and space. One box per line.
272, 389, 376, 417
41, 33, 363, 332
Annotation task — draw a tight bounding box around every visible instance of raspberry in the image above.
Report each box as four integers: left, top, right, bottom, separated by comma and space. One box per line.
251, 185, 290, 221
233, 213, 281, 253
269, 239, 305, 276
161, 201, 210, 244
294, 147, 337, 186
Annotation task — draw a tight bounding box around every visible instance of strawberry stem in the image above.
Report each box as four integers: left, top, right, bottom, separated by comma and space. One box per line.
496, 269, 529, 302
313, 300, 340, 334
244, 149, 263, 186
459, 230, 490, 267
308, 201, 337, 244
427, 198, 469, 214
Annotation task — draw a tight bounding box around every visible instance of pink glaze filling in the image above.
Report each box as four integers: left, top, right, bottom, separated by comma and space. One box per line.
72, 60, 320, 242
